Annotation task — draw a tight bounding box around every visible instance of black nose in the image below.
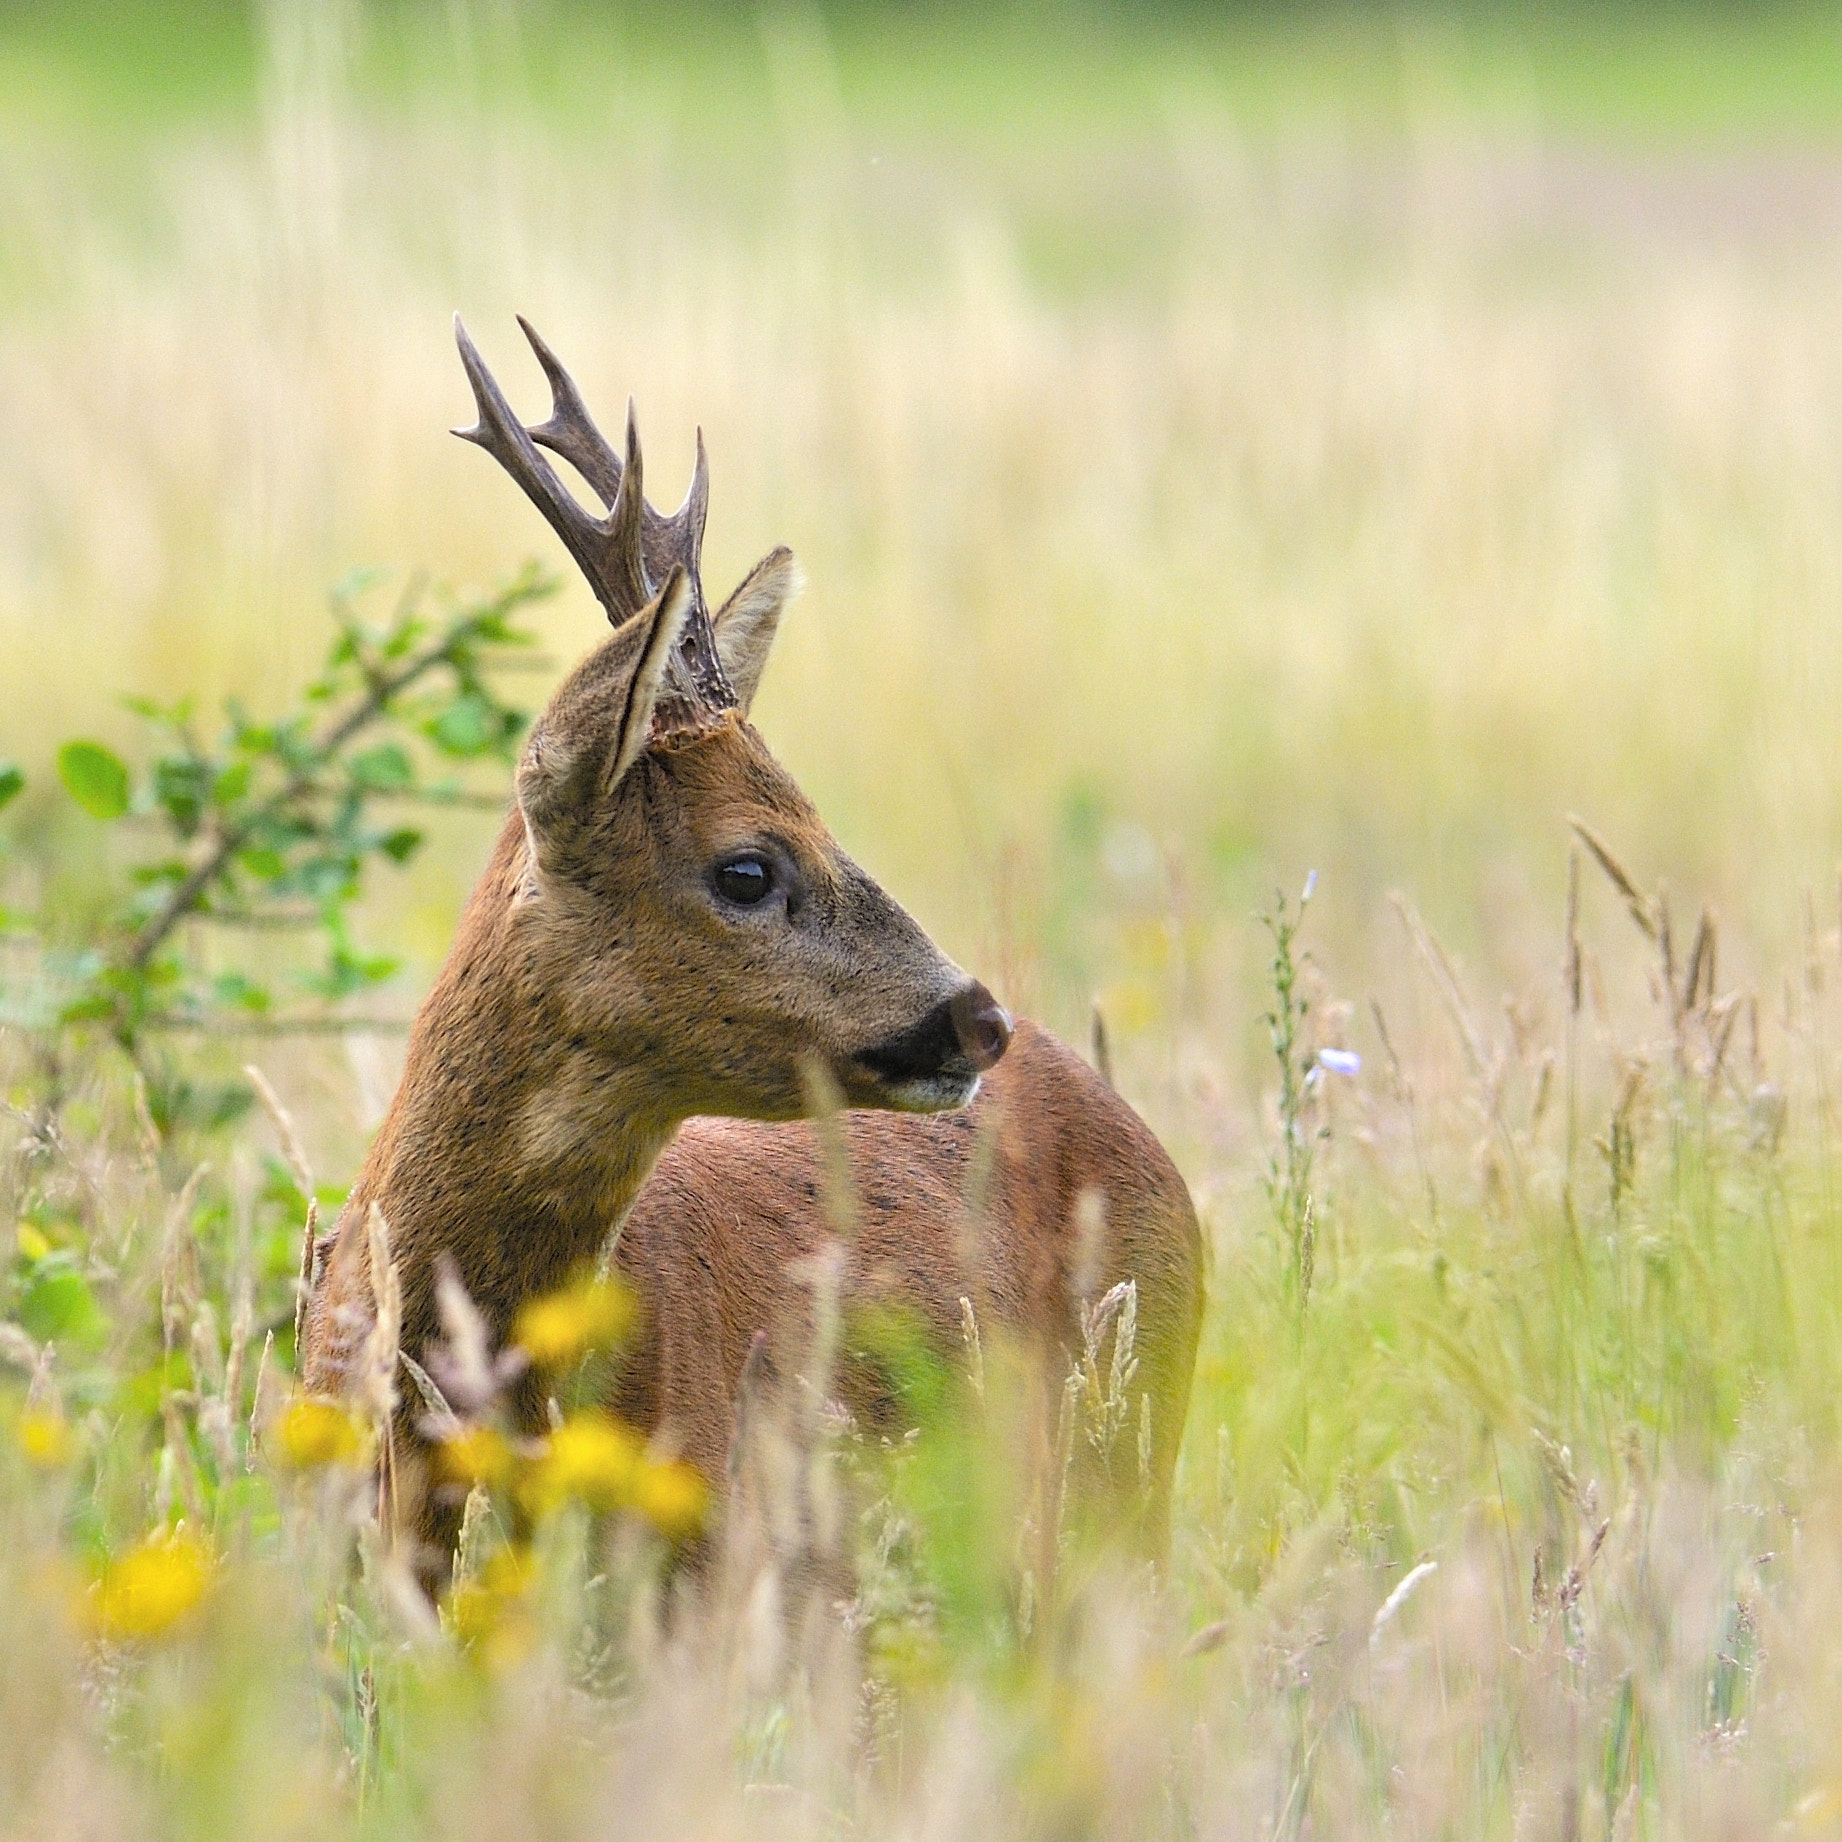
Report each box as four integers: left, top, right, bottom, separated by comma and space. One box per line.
854, 981, 1013, 1087
949, 982, 1012, 1073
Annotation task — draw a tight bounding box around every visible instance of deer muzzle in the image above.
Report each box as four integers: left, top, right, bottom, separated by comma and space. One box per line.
852, 979, 1012, 1111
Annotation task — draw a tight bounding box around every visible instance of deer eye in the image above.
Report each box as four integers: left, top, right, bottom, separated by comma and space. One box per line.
713, 854, 775, 907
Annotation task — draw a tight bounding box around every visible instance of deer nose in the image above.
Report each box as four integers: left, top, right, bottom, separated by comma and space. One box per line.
949, 982, 1012, 1073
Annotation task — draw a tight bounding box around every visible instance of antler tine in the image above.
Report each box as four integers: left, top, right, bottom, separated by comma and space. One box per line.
607, 398, 648, 606
454, 315, 735, 716
517, 314, 625, 511
453, 314, 649, 622
643, 426, 709, 588
519, 316, 706, 591
641, 426, 732, 711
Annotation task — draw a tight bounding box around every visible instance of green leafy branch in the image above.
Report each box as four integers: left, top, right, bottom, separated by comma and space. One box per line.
4, 566, 553, 1057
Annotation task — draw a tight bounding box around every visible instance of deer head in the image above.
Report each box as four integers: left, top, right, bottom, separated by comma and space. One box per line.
452, 315, 1011, 1122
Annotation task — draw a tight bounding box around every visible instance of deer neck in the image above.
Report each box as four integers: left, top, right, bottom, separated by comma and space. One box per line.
356, 817, 681, 1332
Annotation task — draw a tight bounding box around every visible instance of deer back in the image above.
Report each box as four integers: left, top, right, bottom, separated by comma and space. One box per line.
607, 1020, 1204, 1558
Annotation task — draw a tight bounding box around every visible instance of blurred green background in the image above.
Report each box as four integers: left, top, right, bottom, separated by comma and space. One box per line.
6, 0, 1842, 1143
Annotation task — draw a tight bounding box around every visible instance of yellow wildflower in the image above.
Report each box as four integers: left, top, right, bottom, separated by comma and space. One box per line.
271, 1396, 367, 1470
17, 1409, 74, 1469
511, 1276, 633, 1369
435, 1424, 514, 1490
14, 1223, 50, 1262
632, 1458, 708, 1542
447, 1546, 536, 1663
518, 1412, 643, 1517
87, 1534, 210, 1640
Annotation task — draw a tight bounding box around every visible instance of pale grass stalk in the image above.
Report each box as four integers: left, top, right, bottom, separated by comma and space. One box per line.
246, 1061, 326, 1363
958, 1294, 985, 1403
244, 1061, 315, 1198
1090, 1000, 1115, 1092
361, 1203, 402, 1536
1369, 1559, 1439, 1651
22, 1336, 56, 1412
0, 1319, 42, 1374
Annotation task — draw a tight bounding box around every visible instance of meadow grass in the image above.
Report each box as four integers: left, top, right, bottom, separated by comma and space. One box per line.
7, 3, 1842, 1836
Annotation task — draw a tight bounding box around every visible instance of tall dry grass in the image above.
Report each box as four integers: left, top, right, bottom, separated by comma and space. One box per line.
8, 4, 1842, 1837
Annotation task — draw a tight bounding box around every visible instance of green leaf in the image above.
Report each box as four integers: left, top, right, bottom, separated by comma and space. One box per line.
300, 857, 358, 902
56, 992, 118, 1025
307, 940, 400, 1000
350, 743, 414, 792
58, 740, 131, 820
118, 1352, 193, 1420
17, 1262, 107, 1347
211, 972, 272, 1014
382, 618, 425, 661
0, 762, 22, 811
152, 755, 211, 835
145, 1074, 254, 1135
237, 847, 287, 881
427, 692, 491, 756
379, 827, 423, 865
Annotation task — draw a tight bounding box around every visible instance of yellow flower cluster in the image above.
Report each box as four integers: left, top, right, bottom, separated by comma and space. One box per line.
630, 1456, 708, 1542
442, 1434, 704, 1669
16, 1408, 75, 1468
446, 1546, 537, 1665
508, 1411, 708, 1539
511, 1275, 634, 1370
518, 1413, 645, 1516
435, 1424, 514, 1489
268, 1361, 702, 1551
270, 1395, 368, 1469
86, 1534, 210, 1640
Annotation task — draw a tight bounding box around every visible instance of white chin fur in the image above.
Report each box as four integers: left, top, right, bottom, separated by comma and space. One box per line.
884, 1072, 981, 1114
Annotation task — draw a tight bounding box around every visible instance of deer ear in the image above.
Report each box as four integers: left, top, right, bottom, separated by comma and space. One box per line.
608, 566, 693, 783
713, 547, 802, 716
516, 567, 693, 838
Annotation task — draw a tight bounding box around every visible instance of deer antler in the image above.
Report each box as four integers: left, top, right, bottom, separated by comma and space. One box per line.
452, 314, 735, 723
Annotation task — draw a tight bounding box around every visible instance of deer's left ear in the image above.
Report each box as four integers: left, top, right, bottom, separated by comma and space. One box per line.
515, 566, 692, 842
713, 547, 802, 716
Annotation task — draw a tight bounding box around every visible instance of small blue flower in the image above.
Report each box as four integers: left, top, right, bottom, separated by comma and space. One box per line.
1301, 870, 1319, 904
1317, 1048, 1362, 1077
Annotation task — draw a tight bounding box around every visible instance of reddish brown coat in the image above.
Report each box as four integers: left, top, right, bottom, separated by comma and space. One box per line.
610, 1019, 1204, 1552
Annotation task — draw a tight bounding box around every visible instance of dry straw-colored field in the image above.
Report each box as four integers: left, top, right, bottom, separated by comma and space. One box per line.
8, 4, 1842, 1837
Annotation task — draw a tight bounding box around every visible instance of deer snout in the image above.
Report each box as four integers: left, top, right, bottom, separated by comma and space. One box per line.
852, 979, 1012, 1111
949, 981, 1012, 1073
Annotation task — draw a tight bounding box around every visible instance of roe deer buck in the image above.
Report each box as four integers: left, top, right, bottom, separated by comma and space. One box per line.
301, 316, 1011, 1573
609, 1016, 1203, 1560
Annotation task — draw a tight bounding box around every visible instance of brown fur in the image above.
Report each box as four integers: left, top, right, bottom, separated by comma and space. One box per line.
609, 1019, 1204, 1556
